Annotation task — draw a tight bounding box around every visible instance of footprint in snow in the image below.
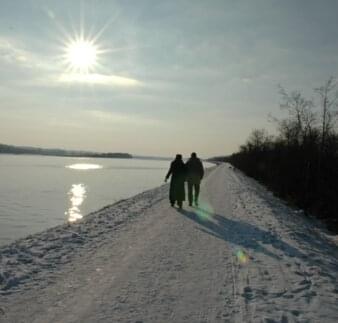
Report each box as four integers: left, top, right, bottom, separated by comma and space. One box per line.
242, 286, 254, 301
264, 314, 288, 323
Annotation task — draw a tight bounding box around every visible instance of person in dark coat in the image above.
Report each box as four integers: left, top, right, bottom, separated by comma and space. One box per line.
185, 152, 204, 206
165, 154, 186, 208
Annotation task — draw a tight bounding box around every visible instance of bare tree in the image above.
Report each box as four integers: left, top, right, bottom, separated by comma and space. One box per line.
277, 86, 316, 144
246, 129, 271, 150
276, 119, 299, 146
314, 77, 338, 150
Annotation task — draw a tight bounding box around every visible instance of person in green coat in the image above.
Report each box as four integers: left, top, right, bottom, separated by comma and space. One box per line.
165, 154, 186, 208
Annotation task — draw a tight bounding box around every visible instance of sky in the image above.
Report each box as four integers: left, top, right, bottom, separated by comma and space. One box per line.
1, 0, 338, 158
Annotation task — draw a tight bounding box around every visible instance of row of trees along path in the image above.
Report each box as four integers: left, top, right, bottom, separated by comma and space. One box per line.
228, 77, 338, 232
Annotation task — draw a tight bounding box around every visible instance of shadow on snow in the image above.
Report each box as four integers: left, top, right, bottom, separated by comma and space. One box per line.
178, 207, 306, 262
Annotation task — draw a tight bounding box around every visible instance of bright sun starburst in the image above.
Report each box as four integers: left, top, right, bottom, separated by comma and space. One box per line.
64, 37, 99, 73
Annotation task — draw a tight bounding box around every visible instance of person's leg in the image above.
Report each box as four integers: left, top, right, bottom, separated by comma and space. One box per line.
169, 184, 175, 206
187, 181, 193, 206
194, 182, 200, 205
178, 200, 183, 209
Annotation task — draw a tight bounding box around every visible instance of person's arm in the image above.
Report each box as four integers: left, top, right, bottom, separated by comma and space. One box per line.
199, 160, 204, 179
165, 163, 173, 182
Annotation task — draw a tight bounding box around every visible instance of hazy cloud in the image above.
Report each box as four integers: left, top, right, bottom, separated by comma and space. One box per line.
1, 0, 338, 156
0, 38, 31, 65
58, 73, 141, 87
87, 110, 160, 126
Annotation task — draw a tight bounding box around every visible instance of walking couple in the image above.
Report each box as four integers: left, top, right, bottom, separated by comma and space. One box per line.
165, 152, 204, 209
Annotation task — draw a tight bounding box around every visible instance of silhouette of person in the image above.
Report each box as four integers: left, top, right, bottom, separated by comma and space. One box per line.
185, 152, 204, 206
165, 154, 186, 208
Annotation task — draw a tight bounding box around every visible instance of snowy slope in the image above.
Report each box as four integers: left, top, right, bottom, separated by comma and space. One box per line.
1, 164, 337, 322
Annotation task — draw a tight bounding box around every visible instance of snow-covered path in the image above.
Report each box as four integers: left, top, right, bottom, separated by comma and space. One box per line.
1, 164, 338, 322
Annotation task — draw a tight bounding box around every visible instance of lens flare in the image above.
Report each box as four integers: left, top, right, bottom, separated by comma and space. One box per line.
236, 249, 249, 265
195, 201, 214, 221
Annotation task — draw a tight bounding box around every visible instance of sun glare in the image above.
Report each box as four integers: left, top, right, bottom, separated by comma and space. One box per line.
65, 38, 98, 73
58, 26, 140, 86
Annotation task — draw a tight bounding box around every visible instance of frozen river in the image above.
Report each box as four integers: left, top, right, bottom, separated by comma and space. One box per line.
0, 154, 207, 246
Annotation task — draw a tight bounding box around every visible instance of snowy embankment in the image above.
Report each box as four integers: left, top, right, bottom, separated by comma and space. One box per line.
0, 185, 168, 294
1, 163, 338, 323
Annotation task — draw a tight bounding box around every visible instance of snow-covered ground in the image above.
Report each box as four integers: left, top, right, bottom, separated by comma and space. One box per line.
1, 164, 337, 322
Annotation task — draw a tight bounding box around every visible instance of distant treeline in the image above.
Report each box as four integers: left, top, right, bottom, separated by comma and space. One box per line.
0, 143, 132, 159
207, 156, 229, 164
228, 78, 338, 232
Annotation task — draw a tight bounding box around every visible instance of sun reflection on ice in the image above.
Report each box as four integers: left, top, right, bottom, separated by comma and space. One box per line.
65, 184, 86, 222
66, 163, 102, 170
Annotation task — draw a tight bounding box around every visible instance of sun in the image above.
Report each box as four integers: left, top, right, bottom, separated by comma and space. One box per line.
65, 38, 98, 73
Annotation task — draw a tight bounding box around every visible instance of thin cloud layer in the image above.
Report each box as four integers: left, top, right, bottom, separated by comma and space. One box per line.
1, 0, 338, 156
87, 110, 159, 126
0, 38, 31, 65
58, 73, 141, 87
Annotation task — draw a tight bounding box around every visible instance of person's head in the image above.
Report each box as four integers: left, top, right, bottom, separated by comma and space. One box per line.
175, 154, 183, 161
191, 152, 197, 158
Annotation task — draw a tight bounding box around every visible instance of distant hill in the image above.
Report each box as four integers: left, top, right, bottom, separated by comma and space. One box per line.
133, 155, 172, 161
0, 143, 132, 159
